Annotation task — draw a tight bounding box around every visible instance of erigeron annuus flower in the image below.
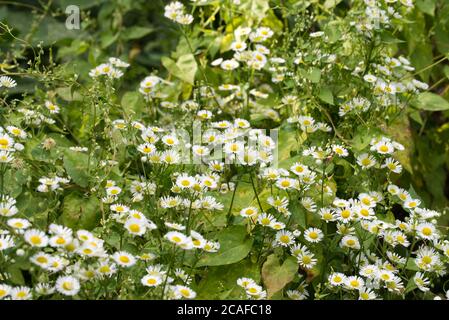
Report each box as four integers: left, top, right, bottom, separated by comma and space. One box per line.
6, 126, 27, 139
35, 283, 55, 296
257, 213, 276, 227
340, 235, 360, 250
358, 193, 376, 207
353, 205, 375, 220
359, 288, 377, 300
301, 197, 317, 212
141, 274, 163, 287
290, 162, 309, 176
304, 227, 324, 243
387, 251, 406, 265
0, 133, 14, 151
0, 235, 15, 251
137, 143, 156, 155
10, 286, 32, 300
416, 222, 438, 240
55, 276, 80, 296
359, 264, 379, 279
357, 153, 377, 169
30, 252, 52, 268
413, 272, 430, 292
173, 285, 197, 299
220, 59, 239, 70
44, 100, 60, 114
381, 158, 402, 173
240, 206, 258, 218
24, 229, 48, 247
345, 276, 364, 290
0, 150, 13, 163
0, 284, 11, 299
165, 231, 188, 246
0, 200, 18, 217
403, 198, 421, 209
0, 75, 17, 88
224, 141, 245, 155
377, 269, 395, 282
329, 272, 346, 286
297, 249, 317, 270
415, 246, 440, 271
112, 251, 137, 267
125, 218, 147, 236
176, 174, 196, 189
275, 230, 294, 247
237, 277, 257, 290
319, 208, 336, 222
335, 207, 354, 223
332, 145, 348, 157
275, 177, 296, 190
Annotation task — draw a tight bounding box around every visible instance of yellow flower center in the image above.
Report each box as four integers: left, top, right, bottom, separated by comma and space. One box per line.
30, 235, 42, 245
309, 232, 318, 239
36, 256, 48, 264
180, 289, 191, 297
281, 180, 290, 188
341, 210, 351, 219
361, 158, 372, 166
346, 239, 356, 246
62, 282, 73, 291
129, 224, 141, 233
422, 256, 432, 264
302, 256, 312, 264
422, 227, 432, 236
350, 280, 359, 287
99, 265, 110, 273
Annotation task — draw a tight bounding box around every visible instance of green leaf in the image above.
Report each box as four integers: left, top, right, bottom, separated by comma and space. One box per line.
162, 54, 198, 85
308, 68, 321, 83
262, 255, 298, 298
63, 150, 90, 188
100, 31, 119, 49
122, 26, 154, 40
324, 0, 343, 10
196, 259, 260, 299
56, 86, 83, 101
121, 91, 144, 115
61, 192, 101, 230
405, 277, 418, 294
406, 259, 420, 271
416, 0, 436, 16
196, 225, 253, 267
443, 65, 449, 80
241, 0, 269, 21
318, 86, 334, 105
290, 201, 307, 229
413, 92, 449, 111
6, 266, 25, 285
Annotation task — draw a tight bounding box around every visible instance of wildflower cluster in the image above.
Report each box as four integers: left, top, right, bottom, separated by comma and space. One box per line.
0, 0, 448, 301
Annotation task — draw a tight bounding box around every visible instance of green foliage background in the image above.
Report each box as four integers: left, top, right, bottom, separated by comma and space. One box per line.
1, 0, 449, 300
1, 0, 447, 216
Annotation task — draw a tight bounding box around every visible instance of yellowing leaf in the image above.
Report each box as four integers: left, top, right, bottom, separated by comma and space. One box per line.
262, 255, 298, 298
